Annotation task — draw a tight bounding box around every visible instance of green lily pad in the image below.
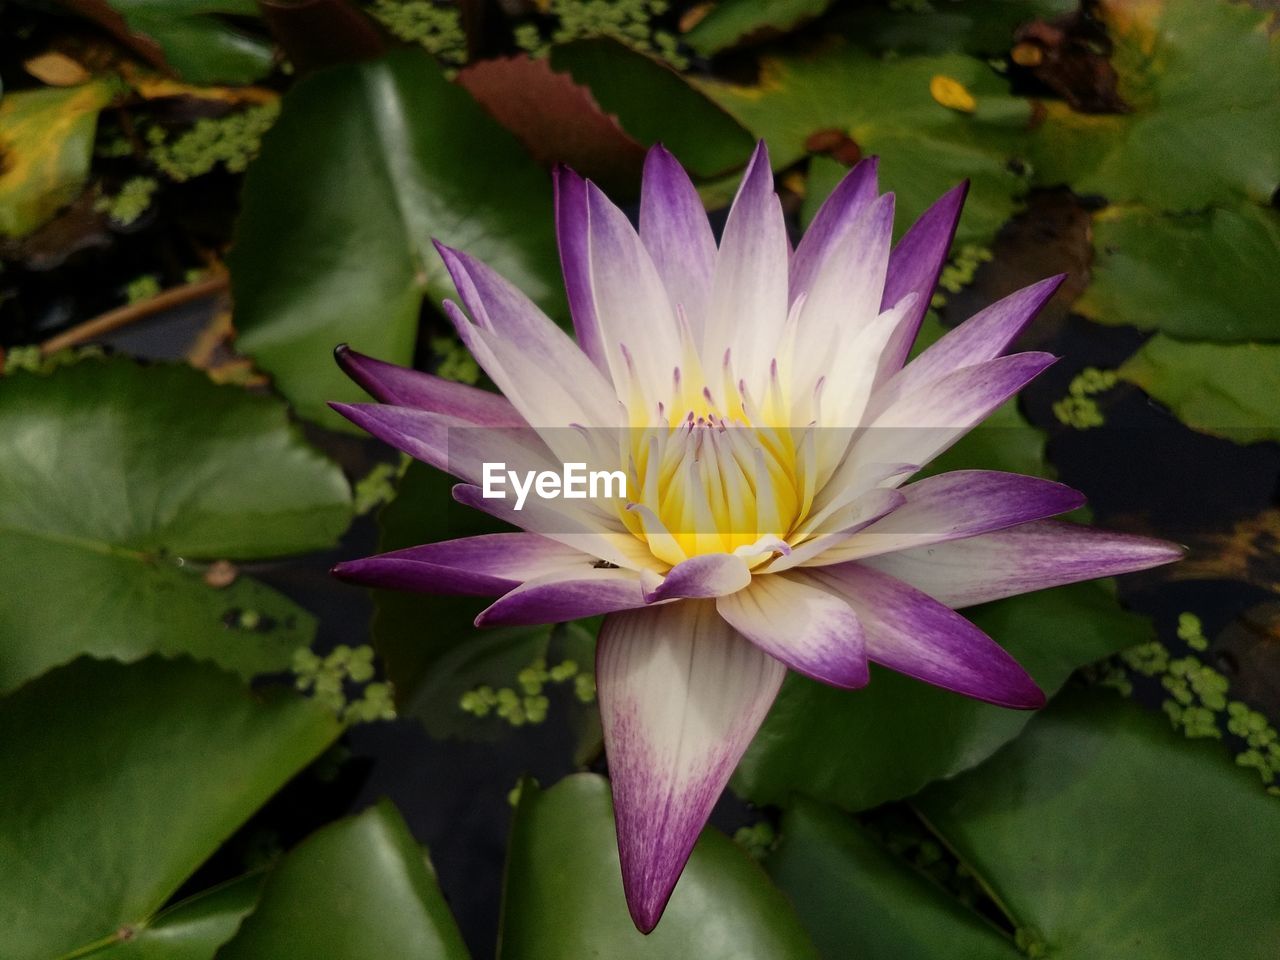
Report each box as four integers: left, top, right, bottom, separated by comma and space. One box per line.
104, 0, 274, 85
915, 689, 1280, 958
92, 875, 264, 960
230, 49, 564, 431
498, 774, 819, 959
0, 79, 120, 238
548, 38, 756, 179
1119, 334, 1280, 445
734, 581, 1153, 811
1077, 204, 1280, 342
0, 359, 351, 692
0, 656, 340, 960
1030, 0, 1280, 210
768, 800, 1022, 960
698, 47, 1033, 243
217, 800, 469, 960
833, 0, 1077, 56
683, 0, 835, 56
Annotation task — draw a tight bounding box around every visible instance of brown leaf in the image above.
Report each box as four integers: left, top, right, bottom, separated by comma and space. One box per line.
1170, 509, 1280, 596
1014, 14, 1128, 114
936, 189, 1091, 349
53, 0, 172, 74
0, 190, 112, 270
805, 128, 861, 165
455, 55, 647, 198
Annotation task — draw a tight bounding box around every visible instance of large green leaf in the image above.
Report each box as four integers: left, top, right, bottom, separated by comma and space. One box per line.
768, 801, 1022, 960
231, 49, 564, 430
1030, 0, 1280, 210
915, 689, 1280, 958
734, 582, 1153, 811
698, 47, 1032, 243
104, 0, 274, 84
683, 0, 835, 56
0, 656, 340, 960
0, 79, 119, 238
548, 39, 755, 180
0, 359, 351, 692
498, 774, 819, 959
217, 800, 469, 960
1077, 204, 1280, 342
1119, 335, 1280, 445
92, 875, 264, 960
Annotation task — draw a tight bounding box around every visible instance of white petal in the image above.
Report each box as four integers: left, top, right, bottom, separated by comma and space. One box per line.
598, 601, 785, 932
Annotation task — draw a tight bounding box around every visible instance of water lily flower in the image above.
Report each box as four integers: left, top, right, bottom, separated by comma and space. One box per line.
329, 143, 1182, 932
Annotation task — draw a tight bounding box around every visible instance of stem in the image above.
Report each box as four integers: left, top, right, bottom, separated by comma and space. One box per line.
41, 272, 228, 355
53, 928, 127, 960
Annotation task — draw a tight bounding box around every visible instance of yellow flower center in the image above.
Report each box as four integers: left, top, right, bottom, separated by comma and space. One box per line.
613, 360, 817, 567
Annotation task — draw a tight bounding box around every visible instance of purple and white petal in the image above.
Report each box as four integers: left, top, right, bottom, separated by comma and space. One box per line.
451, 483, 662, 574
444, 303, 616, 433
716, 573, 868, 688
703, 141, 789, 388
771, 486, 906, 570
585, 182, 684, 402
597, 601, 785, 932
435, 243, 617, 424
806, 470, 1086, 566
789, 193, 896, 401
644, 552, 751, 602
554, 165, 608, 372
335, 345, 525, 427
876, 181, 968, 386
639, 145, 717, 338
327, 403, 562, 489
872, 275, 1066, 416
833, 351, 1057, 494
808, 563, 1044, 708
331, 533, 590, 595
789, 157, 879, 304
475, 565, 647, 626
862, 519, 1185, 609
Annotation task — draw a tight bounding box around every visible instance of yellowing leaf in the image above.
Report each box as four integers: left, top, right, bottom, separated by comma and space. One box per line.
120, 63, 278, 104
929, 74, 976, 112
23, 51, 91, 86
1030, 0, 1280, 210
0, 79, 120, 238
